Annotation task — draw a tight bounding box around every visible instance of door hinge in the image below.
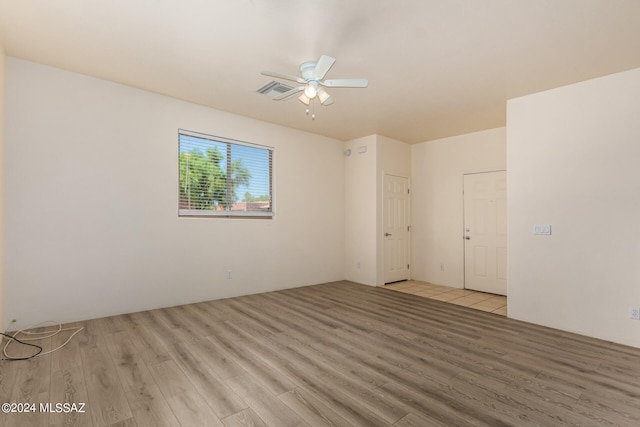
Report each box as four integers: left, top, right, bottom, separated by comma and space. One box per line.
407, 188, 410, 194
407, 225, 411, 232
407, 264, 410, 269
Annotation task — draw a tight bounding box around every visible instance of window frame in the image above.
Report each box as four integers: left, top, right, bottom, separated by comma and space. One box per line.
178, 129, 274, 219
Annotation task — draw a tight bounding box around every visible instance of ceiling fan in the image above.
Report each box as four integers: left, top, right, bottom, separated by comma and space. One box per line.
261, 55, 368, 107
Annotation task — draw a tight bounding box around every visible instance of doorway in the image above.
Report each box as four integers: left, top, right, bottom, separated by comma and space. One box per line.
383, 174, 410, 284
463, 171, 507, 295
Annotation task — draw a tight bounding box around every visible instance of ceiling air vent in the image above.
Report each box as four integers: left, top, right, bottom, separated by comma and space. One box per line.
257, 81, 294, 98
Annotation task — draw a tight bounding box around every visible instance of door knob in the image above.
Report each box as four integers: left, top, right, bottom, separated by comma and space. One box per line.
464, 236, 470, 240
385, 233, 392, 237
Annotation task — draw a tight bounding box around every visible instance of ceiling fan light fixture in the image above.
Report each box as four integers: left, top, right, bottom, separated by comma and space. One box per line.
298, 93, 310, 105
318, 88, 331, 104
304, 82, 318, 99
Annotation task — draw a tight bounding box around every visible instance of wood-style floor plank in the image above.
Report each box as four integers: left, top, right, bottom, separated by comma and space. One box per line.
80, 333, 133, 427
136, 310, 248, 419
222, 407, 269, 427
0, 337, 21, 427
49, 364, 93, 427
277, 388, 351, 427
124, 383, 181, 427
50, 322, 84, 372
1, 280, 640, 426
225, 374, 309, 427
4, 333, 51, 427
147, 359, 224, 426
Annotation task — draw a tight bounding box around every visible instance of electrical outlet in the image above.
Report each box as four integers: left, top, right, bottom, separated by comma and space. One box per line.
533, 224, 552, 235
227, 270, 232, 280
440, 263, 445, 272
630, 307, 640, 320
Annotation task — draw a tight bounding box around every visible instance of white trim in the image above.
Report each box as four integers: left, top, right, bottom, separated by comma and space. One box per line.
179, 128, 274, 151
179, 209, 274, 218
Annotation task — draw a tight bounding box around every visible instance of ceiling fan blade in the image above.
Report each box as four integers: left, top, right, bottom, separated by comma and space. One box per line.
321, 78, 368, 88
273, 86, 304, 100
321, 96, 334, 106
261, 70, 306, 84
313, 55, 336, 80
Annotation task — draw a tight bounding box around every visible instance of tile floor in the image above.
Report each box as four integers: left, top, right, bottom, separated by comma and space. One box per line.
384, 280, 508, 316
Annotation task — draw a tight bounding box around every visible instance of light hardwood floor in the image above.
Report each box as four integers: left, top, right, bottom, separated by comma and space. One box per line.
1, 280, 639, 426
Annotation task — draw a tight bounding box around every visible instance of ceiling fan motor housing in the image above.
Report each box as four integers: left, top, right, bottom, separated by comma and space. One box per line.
300, 61, 319, 80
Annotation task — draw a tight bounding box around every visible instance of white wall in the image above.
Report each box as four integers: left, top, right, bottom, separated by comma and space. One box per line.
344, 135, 377, 285
508, 67, 640, 348
5, 58, 345, 329
411, 128, 506, 287
0, 46, 5, 332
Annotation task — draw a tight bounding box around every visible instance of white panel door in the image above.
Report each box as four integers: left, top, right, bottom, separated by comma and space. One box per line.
463, 171, 507, 295
384, 174, 410, 284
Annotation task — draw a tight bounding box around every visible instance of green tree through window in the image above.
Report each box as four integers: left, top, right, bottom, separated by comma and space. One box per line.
179, 130, 273, 217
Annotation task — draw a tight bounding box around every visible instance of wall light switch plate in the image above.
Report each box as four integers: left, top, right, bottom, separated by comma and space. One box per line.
533, 224, 552, 235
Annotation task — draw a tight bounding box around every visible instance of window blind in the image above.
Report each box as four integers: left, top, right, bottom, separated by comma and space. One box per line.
178, 129, 273, 218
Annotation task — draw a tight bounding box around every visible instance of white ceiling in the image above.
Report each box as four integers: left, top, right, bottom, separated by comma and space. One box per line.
1, 0, 640, 143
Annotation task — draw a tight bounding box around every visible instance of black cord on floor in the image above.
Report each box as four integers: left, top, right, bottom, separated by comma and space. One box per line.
0, 332, 43, 361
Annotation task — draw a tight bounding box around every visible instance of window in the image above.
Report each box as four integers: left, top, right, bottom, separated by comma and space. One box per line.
179, 129, 273, 218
